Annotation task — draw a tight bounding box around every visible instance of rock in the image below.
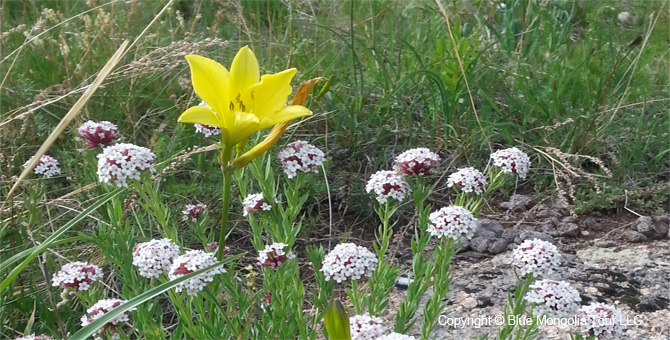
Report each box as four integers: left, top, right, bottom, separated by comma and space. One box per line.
488, 239, 508, 254
562, 216, 577, 223
637, 294, 669, 312
536, 209, 562, 219
595, 240, 617, 248
636, 216, 668, 240
540, 224, 559, 237
469, 237, 491, 253
474, 219, 504, 238
623, 230, 648, 243
516, 230, 554, 244
499, 194, 532, 211
461, 297, 478, 309
584, 217, 602, 231
501, 228, 521, 243
558, 223, 580, 237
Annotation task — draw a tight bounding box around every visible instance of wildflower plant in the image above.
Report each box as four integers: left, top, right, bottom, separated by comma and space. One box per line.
23, 155, 61, 178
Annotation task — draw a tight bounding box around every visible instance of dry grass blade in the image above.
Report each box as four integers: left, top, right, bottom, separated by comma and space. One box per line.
1, 40, 130, 211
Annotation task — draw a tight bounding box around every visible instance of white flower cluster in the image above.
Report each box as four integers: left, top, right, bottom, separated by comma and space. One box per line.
277, 140, 326, 178
133, 238, 180, 279
365, 170, 411, 204
321, 243, 378, 283
51, 261, 102, 293
511, 238, 560, 278
182, 203, 206, 222
350, 314, 386, 340
427, 206, 477, 240
23, 155, 61, 178
81, 298, 135, 340
447, 167, 488, 195
97, 143, 156, 187
490, 147, 531, 179
577, 303, 626, 339
14, 334, 54, 340
524, 280, 581, 318
257, 242, 295, 269
376, 333, 417, 340
393, 148, 440, 176
243, 193, 272, 216
77, 120, 120, 149
169, 250, 226, 296
194, 124, 221, 137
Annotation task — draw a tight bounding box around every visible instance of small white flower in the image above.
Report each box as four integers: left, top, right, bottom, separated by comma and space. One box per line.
277, 141, 326, 178
80, 298, 135, 339
321, 243, 378, 283
51, 261, 102, 293
511, 239, 560, 278
577, 303, 626, 339
490, 147, 531, 179
350, 314, 386, 340
447, 167, 488, 195
133, 238, 180, 279
97, 143, 156, 187
14, 334, 55, 340
393, 148, 440, 176
169, 250, 225, 296
524, 280, 581, 318
257, 242, 295, 269
77, 120, 120, 149
376, 333, 418, 340
365, 170, 411, 204
243, 193, 272, 216
192, 101, 222, 137
427, 206, 477, 240
23, 155, 61, 178
182, 203, 206, 222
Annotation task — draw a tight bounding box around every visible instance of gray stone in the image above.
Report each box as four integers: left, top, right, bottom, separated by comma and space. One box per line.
558, 223, 580, 237
623, 230, 648, 243
637, 216, 668, 240
585, 217, 603, 231
499, 194, 532, 212
474, 219, 504, 238
562, 216, 577, 223
595, 240, 617, 248
536, 209, 562, 219
540, 224, 559, 237
488, 239, 508, 254
470, 237, 491, 253
501, 228, 521, 243
516, 230, 554, 244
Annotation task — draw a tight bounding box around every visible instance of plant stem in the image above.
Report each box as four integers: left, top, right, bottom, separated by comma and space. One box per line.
218, 146, 233, 261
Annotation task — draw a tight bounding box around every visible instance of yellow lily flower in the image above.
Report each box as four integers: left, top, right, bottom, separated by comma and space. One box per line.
178, 46, 312, 146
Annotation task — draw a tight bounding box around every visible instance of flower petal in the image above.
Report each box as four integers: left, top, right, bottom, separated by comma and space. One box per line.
249, 68, 297, 117
185, 55, 230, 115
230, 46, 260, 94
228, 111, 261, 145
178, 105, 222, 127
257, 105, 312, 130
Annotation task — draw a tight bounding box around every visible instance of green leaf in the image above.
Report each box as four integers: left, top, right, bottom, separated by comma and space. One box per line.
324, 299, 351, 340
69, 257, 234, 340
0, 187, 125, 293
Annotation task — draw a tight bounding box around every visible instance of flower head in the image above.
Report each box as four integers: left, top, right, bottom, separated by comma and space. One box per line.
511, 239, 560, 278
524, 280, 581, 318
365, 170, 411, 204
168, 250, 225, 295
97, 143, 156, 187
377, 333, 418, 340
577, 303, 626, 339
349, 314, 386, 340
192, 102, 222, 138
393, 148, 440, 176
177, 47, 312, 146
23, 155, 61, 178
257, 242, 295, 269
447, 167, 488, 195
277, 140, 326, 178
321, 243, 378, 283
77, 120, 120, 149
427, 206, 477, 240
80, 298, 135, 340
490, 147, 531, 179
14, 335, 55, 340
51, 261, 102, 293
243, 193, 272, 216
182, 203, 207, 222
132, 238, 180, 279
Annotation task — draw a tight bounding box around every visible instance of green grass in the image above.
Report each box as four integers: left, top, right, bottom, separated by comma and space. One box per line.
0, 0, 668, 337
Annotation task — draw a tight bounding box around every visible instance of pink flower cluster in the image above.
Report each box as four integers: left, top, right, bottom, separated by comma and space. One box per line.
132, 238, 180, 279
427, 206, 477, 240
80, 298, 135, 340
51, 261, 102, 293
393, 148, 440, 176
365, 170, 411, 203
350, 314, 386, 340
23, 155, 61, 178
14, 335, 54, 340
168, 250, 226, 296
577, 303, 626, 339
524, 280, 581, 318
321, 243, 378, 283
77, 120, 120, 149
277, 141, 326, 178
257, 242, 295, 269
490, 147, 531, 179
243, 193, 272, 216
511, 238, 560, 277
182, 203, 207, 222
377, 333, 417, 340
97, 143, 156, 187
447, 167, 488, 195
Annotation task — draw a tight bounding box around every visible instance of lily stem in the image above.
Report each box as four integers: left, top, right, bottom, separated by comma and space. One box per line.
218, 145, 234, 260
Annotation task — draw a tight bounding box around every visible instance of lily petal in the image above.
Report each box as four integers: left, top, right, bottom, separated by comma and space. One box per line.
230, 46, 260, 94
185, 55, 230, 115
228, 111, 262, 145
178, 105, 222, 127
258, 105, 312, 131
249, 68, 297, 118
